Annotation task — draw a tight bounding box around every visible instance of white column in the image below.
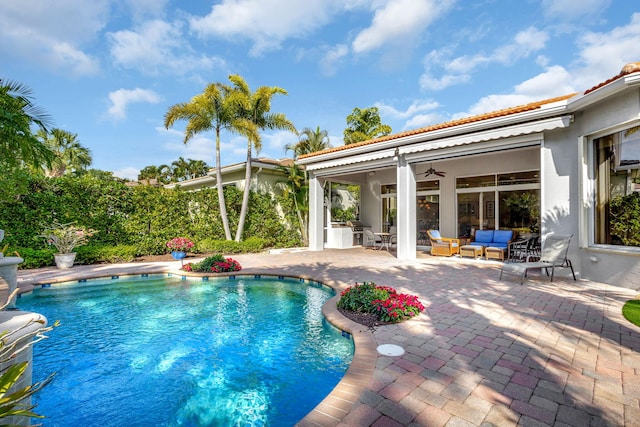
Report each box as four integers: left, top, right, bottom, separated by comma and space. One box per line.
308, 172, 324, 251
397, 155, 417, 260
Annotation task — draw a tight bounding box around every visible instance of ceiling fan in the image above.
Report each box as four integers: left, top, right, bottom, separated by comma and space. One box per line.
424, 163, 446, 178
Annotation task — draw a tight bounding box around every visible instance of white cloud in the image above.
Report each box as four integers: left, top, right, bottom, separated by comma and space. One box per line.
189, 0, 336, 56
542, 0, 611, 20
376, 99, 439, 120
320, 44, 349, 76
419, 26, 549, 91
261, 131, 299, 158
352, 0, 454, 54
457, 66, 574, 118
112, 167, 140, 181
0, 0, 106, 75
108, 19, 226, 76
572, 12, 640, 89
106, 88, 162, 120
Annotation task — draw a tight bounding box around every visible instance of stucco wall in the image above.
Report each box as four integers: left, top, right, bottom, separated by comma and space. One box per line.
551, 88, 640, 289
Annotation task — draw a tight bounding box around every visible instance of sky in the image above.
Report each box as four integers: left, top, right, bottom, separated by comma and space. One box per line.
2, 1, 640, 180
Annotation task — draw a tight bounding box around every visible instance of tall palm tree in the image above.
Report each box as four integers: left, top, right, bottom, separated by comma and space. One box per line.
227, 74, 297, 242
0, 79, 54, 169
37, 128, 92, 177
164, 82, 257, 240
285, 126, 331, 159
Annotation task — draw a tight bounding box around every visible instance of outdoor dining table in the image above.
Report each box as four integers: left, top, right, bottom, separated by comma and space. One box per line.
374, 232, 392, 251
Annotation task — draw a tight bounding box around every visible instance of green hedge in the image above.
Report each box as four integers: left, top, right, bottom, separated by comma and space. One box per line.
0, 171, 303, 268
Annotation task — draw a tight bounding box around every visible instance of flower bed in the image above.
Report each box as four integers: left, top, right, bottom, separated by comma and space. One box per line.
337, 282, 425, 323
182, 254, 242, 273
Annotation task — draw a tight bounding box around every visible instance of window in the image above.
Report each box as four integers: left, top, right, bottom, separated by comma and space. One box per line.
456, 171, 540, 235
593, 126, 640, 247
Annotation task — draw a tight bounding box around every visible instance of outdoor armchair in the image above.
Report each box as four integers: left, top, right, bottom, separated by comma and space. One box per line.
427, 229, 460, 256
363, 229, 381, 249
500, 234, 576, 285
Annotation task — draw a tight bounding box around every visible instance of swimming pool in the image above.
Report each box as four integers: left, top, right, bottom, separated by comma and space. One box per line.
17, 274, 354, 426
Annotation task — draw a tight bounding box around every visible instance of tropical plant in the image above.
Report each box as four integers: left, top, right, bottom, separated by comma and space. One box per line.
285, 126, 331, 159
343, 107, 392, 145
226, 74, 297, 242
164, 81, 258, 240
39, 222, 97, 254
37, 128, 92, 177
0, 79, 54, 169
276, 162, 309, 245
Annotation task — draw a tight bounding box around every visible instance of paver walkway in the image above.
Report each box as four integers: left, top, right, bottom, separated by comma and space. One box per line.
16, 248, 640, 426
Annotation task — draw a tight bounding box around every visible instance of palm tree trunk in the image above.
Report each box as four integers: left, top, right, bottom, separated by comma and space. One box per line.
216, 131, 232, 240
235, 145, 252, 242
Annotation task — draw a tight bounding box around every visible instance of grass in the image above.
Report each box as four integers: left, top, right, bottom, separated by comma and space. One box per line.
622, 299, 640, 327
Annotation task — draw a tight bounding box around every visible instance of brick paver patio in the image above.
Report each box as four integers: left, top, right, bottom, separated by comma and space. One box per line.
16, 248, 640, 426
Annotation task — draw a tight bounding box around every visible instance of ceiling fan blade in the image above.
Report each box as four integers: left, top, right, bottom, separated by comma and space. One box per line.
435, 172, 446, 177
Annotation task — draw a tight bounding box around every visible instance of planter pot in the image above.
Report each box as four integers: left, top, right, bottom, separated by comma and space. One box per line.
171, 251, 187, 260
54, 253, 77, 269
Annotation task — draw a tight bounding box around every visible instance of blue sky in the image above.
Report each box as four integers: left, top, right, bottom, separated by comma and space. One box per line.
2, 1, 639, 180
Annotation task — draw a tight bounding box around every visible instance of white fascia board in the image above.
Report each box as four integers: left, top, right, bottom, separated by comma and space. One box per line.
298, 103, 570, 166
568, 72, 640, 111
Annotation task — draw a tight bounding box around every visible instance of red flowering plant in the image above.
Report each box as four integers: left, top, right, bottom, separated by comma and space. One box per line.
166, 237, 194, 253
337, 282, 425, 323
181, 254, 242, 273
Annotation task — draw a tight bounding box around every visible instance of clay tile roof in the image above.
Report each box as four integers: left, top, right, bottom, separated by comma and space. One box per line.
299, 93, 576, 159
584, 61, 640, 95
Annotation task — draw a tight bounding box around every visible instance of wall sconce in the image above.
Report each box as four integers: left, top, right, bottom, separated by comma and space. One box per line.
393, 147, 399, 161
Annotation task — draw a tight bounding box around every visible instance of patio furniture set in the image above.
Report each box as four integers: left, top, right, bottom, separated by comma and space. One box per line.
427, 229, 576, 285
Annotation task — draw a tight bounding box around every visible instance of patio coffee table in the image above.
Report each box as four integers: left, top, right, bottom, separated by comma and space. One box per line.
485, 247, 505, 261
460, 245, 483, 259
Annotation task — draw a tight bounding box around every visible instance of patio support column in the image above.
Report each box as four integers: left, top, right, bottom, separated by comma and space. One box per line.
308, 172, 324, 251
397, 154, 417, 260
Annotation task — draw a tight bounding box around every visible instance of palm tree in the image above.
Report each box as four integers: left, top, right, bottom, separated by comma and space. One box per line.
164, 82, 257, 240
227, 74, 297, 242
171, 157, 190, 181
285, 126, 331, 159
186, 159, 209, 179
0, 79, 54, 169
343, 107, 392, 145
37, 128, 92, 177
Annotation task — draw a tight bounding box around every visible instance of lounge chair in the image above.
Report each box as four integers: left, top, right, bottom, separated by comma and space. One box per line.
427, 229, 460, 256
500, 234, 576, 285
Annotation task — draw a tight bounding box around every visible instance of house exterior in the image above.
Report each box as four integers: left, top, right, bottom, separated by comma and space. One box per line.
163, 157, 293, 194
297, 62, 640, 290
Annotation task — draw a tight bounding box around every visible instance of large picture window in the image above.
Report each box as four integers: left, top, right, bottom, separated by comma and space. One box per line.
593, 126, 640, 247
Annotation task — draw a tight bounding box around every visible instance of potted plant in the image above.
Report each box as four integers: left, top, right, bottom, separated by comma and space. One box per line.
166, 237, 194, 260
39, 222, 96, 269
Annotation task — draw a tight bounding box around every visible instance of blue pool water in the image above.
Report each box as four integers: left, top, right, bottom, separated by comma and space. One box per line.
17, 275, 354, 426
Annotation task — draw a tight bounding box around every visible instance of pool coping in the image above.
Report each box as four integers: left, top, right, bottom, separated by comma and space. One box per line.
17, 266, 376, 427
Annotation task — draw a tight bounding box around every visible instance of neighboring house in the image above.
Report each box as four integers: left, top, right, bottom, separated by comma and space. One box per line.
163, 158, 294, 194
297, 62, 640, 290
